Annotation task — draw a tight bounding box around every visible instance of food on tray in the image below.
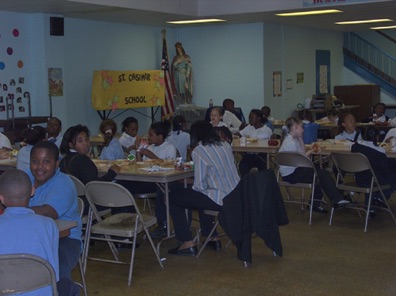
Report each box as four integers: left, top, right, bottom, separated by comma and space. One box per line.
312, 143, 321, 153
268, 139, 279, 146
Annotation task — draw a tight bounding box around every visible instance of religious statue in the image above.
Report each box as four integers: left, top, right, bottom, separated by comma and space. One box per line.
171, 42, 193, 105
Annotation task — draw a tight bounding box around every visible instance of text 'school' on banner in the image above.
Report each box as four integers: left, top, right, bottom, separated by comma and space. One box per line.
91, 70, 165, 111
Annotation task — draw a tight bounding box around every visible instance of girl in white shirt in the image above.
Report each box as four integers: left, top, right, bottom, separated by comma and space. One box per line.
279, 117, 349, 213
334, 113, 362, 142
118, 117, 141, 154
137, 121, 176, 161
238, 109, 272, 176
210, 107, 227, 127
166, 115, 190, 162
136, 122, 177, 238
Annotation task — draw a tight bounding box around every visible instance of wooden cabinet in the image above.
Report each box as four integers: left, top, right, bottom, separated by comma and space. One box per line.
0, 116, 49, 144
333, 85, 380, 122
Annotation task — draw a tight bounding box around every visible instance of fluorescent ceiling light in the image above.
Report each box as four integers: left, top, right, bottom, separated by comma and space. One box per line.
371, 25, 396, 30
167, 19, 225, 24
276, 9, 342, 17
336, 19, 392, 25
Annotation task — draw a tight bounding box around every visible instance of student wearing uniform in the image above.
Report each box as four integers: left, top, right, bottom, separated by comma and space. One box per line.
222, 98, 246, 134
351, 127, 396, 215
279, 117, 350, 213
166, 115, 190, 162
0, 132, 12, 150
99, 119, 125, 160
135, 122, 177, 238
210, 107, 227, 128
0, 169, 79, 296
27, 141, 82, 289
16, 126, 46, 173
46, 117, 63, 148
335, 113, 362, 141
118, 116, 141, 155
237, 109, 272, 176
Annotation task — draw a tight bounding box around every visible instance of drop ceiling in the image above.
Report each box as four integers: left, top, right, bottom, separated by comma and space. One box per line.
1, 0, 396, 31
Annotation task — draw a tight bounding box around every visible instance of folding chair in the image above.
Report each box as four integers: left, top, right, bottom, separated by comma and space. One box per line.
330, 152, 396, 232
275, 151, 322, 225
134, 192, 156, 214
68, 174, 110, 273
76, 198, 88, 296
196, 210, 229, 258
84, 181, 164, 286
0, 253, 58, 295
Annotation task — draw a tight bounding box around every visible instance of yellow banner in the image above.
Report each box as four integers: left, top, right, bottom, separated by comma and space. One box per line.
91, 70, 165, 111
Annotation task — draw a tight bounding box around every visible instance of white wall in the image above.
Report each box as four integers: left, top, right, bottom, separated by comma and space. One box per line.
174, 23, 265, 116
264, 24, 344, 120
5, 9, 389, 136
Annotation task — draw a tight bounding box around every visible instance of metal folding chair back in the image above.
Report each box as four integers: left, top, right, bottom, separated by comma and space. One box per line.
76, 197, 88, 296
275, 151, 318, 225
330, 152, 396, 232
69, 174, 85, 197
84, 181, 164, 286
0, 253, 58, 295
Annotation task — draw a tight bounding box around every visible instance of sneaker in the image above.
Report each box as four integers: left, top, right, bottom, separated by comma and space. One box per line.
334, 199, 350, 209
311, 206, 328, 214
373, 196, 387, 208
150, 226, 167, 239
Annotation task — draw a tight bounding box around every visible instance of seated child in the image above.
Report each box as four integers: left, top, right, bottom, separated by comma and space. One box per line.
363, 103, 389, 124
238, 109, 272, 176
279, 117, 350, 213
166, 115, 190, 162
134, 122, 177, 238
351, 127, 396, 208
16, 126, 46, 173
316, 108, 339, 125
28, 141, 82, 283
99, 119, 125, 160
214, 126, 233, 144
0, 169, 79, 296
210, 107, 227, 127
261, 105, 274, 131
118, 117, 141, 156
335, 113, 362, 142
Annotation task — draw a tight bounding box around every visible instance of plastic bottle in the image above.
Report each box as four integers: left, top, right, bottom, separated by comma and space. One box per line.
209, 99, 213, 108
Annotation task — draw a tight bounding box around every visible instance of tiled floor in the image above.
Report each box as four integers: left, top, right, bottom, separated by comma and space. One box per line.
75, 197, 396, 296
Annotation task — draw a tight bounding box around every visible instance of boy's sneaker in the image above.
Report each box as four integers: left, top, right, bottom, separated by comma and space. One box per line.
150, 226, 167, 239
334, 199, 350, 209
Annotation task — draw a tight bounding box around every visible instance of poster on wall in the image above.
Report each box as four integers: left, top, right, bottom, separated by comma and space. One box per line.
315, 50, 331, 95
91, 70, 165, 111
48, 68, 64, 96
273, 71, 282, 97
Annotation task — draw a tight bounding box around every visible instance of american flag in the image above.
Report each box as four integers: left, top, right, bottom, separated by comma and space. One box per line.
161, 32, 174, 119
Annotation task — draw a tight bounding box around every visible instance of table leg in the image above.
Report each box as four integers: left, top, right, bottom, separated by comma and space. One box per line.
165, 182, 170, 237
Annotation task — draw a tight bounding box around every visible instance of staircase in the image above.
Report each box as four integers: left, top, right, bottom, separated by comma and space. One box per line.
343, 32, 396, 97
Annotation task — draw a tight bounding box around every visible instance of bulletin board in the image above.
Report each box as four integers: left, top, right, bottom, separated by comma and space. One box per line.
91, 70, 165, 111
0, 28, 31, 120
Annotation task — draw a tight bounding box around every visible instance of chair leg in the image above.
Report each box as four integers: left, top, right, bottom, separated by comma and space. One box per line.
196, 221, 219, 258
364, 192, 374, 232
127, 215, 139, 286
329, 207, 335, 225
78, 258, 87, 296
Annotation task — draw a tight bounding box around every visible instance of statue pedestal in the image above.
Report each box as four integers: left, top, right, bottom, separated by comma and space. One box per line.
175, 104, 207, 129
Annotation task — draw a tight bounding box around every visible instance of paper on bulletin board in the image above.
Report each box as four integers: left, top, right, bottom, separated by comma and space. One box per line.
91, 70, 165, 111
273, 71, 282, 97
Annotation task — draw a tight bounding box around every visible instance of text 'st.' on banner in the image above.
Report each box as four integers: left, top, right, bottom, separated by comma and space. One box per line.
91, 70, 165, 111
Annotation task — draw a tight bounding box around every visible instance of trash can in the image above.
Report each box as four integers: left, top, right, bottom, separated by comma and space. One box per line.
303, 122, 319, 144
